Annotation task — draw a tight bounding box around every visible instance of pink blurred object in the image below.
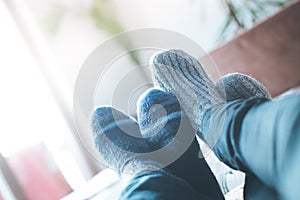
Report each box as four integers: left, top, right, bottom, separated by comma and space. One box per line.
6, 143, 71, 200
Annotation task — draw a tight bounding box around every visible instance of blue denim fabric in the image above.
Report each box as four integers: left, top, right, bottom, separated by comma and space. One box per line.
120, 172, 209, 200
210, 94, 300, 200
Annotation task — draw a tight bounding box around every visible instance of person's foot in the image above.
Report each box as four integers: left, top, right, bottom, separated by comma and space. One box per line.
216, 72, 271, 101
90, 107, 162, 175
150, 50, 272, 138
137, 88, 224, 199
150, 49, 225, 138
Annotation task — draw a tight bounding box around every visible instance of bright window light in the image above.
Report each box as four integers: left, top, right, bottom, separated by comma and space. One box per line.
0, 0, 65, 156
0, 0, 86, 190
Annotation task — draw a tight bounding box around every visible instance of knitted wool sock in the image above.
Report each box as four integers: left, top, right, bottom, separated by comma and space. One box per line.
137, 88, 224, 200
216, 72, 271, 101
90, 107, 163, 175
150, 49, 225, 137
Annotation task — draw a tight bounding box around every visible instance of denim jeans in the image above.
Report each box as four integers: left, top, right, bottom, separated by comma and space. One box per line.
120, 94, 300, 200
120, 172, 208, 200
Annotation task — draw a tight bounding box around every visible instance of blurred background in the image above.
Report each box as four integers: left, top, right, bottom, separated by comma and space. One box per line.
0, 0, 294, 199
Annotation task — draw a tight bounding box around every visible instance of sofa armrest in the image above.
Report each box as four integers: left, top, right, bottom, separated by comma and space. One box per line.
202, 1, 300, 97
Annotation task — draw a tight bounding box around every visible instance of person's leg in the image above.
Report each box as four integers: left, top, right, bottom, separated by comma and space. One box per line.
120, 171, 208, 200
216, 73, 277, 200
151, 49, 300, 199
91, 105, 224, 199
137, 88, 224, 199
91, 107, 203, 200
243, 172, 278, 200
209, 95, 300, 199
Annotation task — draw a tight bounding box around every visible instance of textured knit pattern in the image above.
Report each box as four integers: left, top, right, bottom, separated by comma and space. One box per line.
137, 88, 224, 199
90, 107, 162, 175
137, 88, 183, 150
151, 49, 225, 136
216, 73, 271, 101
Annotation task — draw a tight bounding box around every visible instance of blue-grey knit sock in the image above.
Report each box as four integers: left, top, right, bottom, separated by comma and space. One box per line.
137, 88, 224, 200
150, 49, 225, 138
90, 107, 162, 175
216, 73, 271, 101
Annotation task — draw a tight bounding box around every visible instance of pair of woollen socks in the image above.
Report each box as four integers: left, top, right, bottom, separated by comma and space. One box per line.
90, 49, 270, 199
